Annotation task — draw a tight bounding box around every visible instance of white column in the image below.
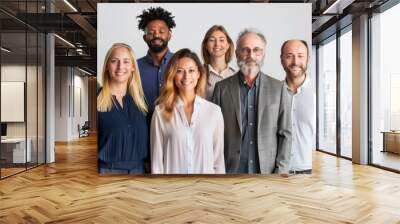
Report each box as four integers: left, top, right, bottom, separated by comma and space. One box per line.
45, 0, 55, 163
46, 32, 55, 163
352, 14, 369, 164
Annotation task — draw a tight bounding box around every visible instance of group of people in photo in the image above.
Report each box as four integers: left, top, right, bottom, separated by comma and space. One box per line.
97, 7, 316, 175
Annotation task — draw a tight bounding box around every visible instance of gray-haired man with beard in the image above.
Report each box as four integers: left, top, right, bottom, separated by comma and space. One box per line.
212, 29, 292, 174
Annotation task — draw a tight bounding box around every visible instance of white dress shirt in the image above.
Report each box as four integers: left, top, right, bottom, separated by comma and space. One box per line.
284, 75, 316, 171
151, 96, 225, 174
205, 64, 236, 100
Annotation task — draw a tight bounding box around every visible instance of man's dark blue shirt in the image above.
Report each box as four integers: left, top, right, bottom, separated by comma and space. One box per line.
137, 50, 173, 112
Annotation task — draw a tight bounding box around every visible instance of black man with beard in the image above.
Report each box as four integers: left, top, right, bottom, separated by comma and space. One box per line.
137, 7, 176, 112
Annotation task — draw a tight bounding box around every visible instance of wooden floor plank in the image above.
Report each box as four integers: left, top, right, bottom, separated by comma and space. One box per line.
0, 135, 400, 223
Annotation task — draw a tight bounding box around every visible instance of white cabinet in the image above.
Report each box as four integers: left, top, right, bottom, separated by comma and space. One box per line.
1, 138, 31, 163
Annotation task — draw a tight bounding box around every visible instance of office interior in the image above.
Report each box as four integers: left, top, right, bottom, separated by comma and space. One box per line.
0, 0, 399, 222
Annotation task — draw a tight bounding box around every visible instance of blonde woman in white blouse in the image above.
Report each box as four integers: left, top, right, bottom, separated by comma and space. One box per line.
150, 48, 225, 174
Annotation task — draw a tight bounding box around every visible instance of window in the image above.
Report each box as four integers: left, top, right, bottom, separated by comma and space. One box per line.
318, 36, 337, 155
371, 2, 400, 171
339, 28, 352, 158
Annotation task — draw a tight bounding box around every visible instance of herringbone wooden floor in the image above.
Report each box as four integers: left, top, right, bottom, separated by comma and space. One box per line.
1, 135, 400, 224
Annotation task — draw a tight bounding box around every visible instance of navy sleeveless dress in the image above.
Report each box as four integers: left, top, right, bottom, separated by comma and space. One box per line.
97, 94, 148, 174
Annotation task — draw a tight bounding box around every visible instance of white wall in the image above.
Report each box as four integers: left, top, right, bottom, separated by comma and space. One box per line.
1, 65, 36, 138
55, 66, 69, 141
1, 65, 26, 82
54, 67, 89, 141
72, 72, 89, 138
97, 3, 312, 84
1, 64, 46, 164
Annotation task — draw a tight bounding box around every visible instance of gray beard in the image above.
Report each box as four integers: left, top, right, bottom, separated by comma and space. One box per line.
238, 60, 263, 76
240, 65, 259, 77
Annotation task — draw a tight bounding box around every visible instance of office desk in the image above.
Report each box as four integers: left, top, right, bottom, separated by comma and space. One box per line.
382, 131, 400, 154
1, 138, 31, 163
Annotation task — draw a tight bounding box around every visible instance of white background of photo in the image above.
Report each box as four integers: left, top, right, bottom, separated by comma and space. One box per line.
97, 3, 311, 85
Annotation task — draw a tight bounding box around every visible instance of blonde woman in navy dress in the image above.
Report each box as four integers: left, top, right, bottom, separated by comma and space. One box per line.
97, 43, 148, 174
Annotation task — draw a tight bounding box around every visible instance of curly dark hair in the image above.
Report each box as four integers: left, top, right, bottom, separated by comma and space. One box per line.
137, 7, 176, 31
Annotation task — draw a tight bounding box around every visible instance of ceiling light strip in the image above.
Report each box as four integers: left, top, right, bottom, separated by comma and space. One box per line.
322, 0, 343, 15
78, 67, 93, 76
54, 34, 75, 48
63, 0, 78, 12
1, 47, 11, 53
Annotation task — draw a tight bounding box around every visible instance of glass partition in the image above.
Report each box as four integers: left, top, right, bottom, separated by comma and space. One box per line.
1, 31, 28, 177
37, 32, 46, 165
0, 1, 46, 179
317, 36, 337, 155
27, 31, 38, 169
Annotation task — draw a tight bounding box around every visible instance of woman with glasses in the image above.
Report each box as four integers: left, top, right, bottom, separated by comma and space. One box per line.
97, 43, 148, 174
150, 48, 225, 174
201, 25, 236, 100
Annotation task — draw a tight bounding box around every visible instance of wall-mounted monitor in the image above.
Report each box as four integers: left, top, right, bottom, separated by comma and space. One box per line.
1, 81, 25, 122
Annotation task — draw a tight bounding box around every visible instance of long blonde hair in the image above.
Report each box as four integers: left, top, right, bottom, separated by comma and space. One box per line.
97, 43, 147, 114
157, 48, 206, 121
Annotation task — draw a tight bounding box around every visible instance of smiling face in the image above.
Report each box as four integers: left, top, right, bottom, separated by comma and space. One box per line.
174, 57, 200, 94
206, 30, 229, 59
236, 32, 265, 77
143, 19, 171, 53
281, 40, 309, 79
107, 47, 134, 85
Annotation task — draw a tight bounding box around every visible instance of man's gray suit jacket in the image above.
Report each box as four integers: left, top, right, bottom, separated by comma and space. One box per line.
212, 71, 292, 174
